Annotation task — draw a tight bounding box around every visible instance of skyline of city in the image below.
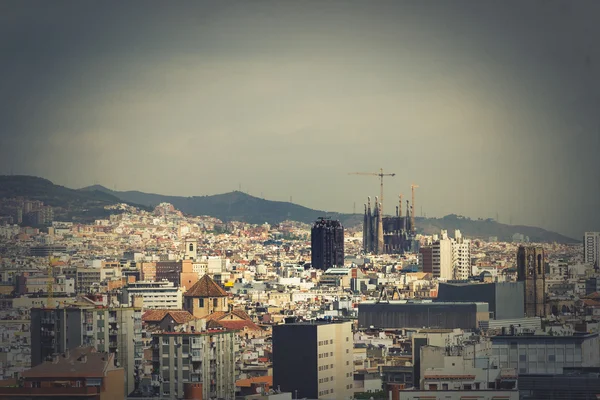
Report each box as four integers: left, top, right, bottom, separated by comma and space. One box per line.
1, 1, 599, 239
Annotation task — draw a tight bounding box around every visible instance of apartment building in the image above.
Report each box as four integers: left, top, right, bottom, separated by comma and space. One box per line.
273, 320, 353, 400
584, 232, 600, 267
30, 306, 143, 396
151, 329, 238, 399
432, 232, 453, 280
452, 230, 471, 280
0, 347, 125, 400
432, 230, 471, 281
121, 280, 183, 309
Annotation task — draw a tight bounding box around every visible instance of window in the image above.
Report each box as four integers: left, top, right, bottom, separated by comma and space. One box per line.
330, 352, 333, 356
213, 298, 218, 307
86, 378, 102, 387
199, 298, 204, 307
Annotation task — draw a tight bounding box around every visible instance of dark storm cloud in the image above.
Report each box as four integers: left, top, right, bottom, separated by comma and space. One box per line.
0, 0, 598, 239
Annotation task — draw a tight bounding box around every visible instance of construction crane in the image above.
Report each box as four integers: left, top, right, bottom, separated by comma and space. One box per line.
47, 256, 54, 308
349, 168, 396, 214
411, 183, 419, 234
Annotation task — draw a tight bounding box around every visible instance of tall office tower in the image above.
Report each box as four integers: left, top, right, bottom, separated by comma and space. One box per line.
432, 231, 453, 280
273, 320, 354, 400
419, 246, 433, 273
30, 306, 143, 396
517, 246, 546, 317
151, 329, 238, 399
452, 230, 471, 280
311, 218, 344, 270
584, 232, 600, 268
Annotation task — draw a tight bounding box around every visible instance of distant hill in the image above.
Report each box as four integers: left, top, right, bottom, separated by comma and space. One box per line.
0, 175, 148, 223
81, 184, 361, 227
416, 214, 577, 244
81, 184, 578, 243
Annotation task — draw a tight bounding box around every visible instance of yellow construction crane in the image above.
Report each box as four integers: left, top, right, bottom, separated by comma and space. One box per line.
47, 256, 54, 308
411, 183, 419, 234
349, 168, 396, 214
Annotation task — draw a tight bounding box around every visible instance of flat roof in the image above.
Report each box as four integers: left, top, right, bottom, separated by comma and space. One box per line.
492, 332, 598, 340
360, 301, 488, 306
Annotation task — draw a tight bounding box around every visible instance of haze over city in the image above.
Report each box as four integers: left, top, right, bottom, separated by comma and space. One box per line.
1, 0, 599, 239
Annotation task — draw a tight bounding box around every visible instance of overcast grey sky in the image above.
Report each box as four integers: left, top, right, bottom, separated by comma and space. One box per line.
1, 0, 599, 239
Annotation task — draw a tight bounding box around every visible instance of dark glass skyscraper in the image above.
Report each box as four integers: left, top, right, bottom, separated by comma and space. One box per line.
311, 217, 344, 270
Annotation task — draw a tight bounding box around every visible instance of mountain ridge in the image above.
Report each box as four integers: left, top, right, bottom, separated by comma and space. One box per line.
79, 183, 578, 244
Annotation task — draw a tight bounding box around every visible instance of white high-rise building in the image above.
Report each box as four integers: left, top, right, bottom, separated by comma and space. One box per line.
452, 230, 471, 280
432, 230, 471, 280
584, 232, 600, 267
433, 230, 453, 280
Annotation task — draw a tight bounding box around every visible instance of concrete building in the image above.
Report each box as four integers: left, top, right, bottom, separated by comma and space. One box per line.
419, 246, 433, 274
584, 232, 600, 268
151, 329, 238, 400
0, 347, 125, 400
273, 320, 354, 400
491, 332, 600, 374
451, 230, 471, 280
121, 280, 183, 309
30, 306, 143, 396
311, 218, 344, 270
358, 301, 489, 330
432, 232, 453, 280
517, 246, 546, 317
436, 281, 524, 320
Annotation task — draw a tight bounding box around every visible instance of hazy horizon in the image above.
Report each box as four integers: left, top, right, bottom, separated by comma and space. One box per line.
1, 0, 599, 239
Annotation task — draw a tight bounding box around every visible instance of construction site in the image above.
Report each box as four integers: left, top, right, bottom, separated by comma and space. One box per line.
350, 168, 419, 255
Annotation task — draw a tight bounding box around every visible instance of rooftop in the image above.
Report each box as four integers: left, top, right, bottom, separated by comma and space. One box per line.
184, 274, 228, 298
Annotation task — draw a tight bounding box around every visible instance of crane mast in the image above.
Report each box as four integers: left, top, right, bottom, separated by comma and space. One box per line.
411, 183, 419, 234
349, 168, 396, 215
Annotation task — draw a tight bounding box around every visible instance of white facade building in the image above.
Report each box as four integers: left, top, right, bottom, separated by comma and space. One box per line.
121, 280, 183, 309
452, 230, 471, 280
584, 232, 600, 267
432, 231, 453, 280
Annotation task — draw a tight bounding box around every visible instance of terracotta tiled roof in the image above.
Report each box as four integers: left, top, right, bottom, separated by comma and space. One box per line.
582, 299, 600, 307
142, 310, 196, 324
202, 311, 227, 322
22, 347, 118, 378
142, 310, 169, 322
236, 376, 272, 388
209, 319, 262, 332
231, 309, 251, 320
184, 274, 227, 298
165, 311, 196, 324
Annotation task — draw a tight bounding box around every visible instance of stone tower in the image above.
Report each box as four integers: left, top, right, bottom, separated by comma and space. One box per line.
517, 246, 546, 317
